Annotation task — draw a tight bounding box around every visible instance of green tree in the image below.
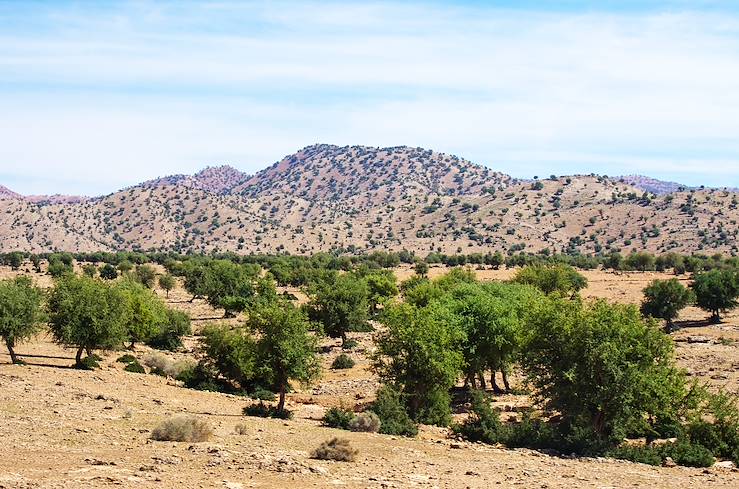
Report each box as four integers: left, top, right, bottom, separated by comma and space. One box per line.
134, 264, 157, 288
521, 299, 687, 442
0, 277, 45, 364
158, 273, 176, 298
641, 279, 694, 331
624, 252, 657, 272
116, 278, 169, 348
692, 269, 739, 323
414, 261, 429, 277
82, 264, 97, 278
513, 264, 587, 297
200, 323, 256, 388
364, 271, 398, 316
99, 263, 118, 280
305, 273, 369, 345
47, 275, 127, 366
373, 302, 465, 425
247, 300, 321, 412
5, 252, 23, 271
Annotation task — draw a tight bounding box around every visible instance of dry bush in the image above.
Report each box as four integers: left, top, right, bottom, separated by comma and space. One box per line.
349, 411, 381, 433
142, 352, 194, 378
234, 423, 249, 435
150, 416, 212, 442
311, 437, 358, 462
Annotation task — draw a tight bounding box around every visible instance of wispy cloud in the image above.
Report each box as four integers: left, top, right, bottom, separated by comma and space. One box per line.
1, 1, 738, 194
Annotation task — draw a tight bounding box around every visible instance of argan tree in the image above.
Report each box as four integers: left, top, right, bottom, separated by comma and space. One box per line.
641, 279, 694, 331
305, 273, 369, 345
692, 269, 739, 323
0, 276, 45, 364
47, 275, 127, 366
247, 300, 321, 412
158, 273, 176, 298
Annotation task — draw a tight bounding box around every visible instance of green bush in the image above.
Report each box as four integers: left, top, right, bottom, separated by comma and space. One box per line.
75, 355, 100, 370
124, 360, 146, 373
331, 354, 355, 370
453, 391, 505, 444
342, 339, 359, 350
243, 402, 293, 419
664, 440, 715, 467
369, 386, 418, 437
116, 354, 137, 364
248, 387, 276, 401
176, 362, 227, 392
605, 444, 663, 466
323, 406, 355, 429
146, 309, 191, 351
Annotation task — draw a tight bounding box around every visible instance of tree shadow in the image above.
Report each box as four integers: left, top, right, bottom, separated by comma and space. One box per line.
672, 318, 714, 330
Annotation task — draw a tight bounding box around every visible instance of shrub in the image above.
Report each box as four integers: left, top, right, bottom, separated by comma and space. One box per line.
243, 402, 293, 419
453, 391, 505, 444
342, 339, 358, 350
512, 264, 587, 297
248, 387, 276, 401
663, 440, 715, 467
349, 411, 381, 433
150, 416, 212, 442
141, 352, 194, 378
124, 360, 146, 373
369, 386, 418, 437
234, 423, 249, 435
606, 444, 663, 466
176, 362, 226, 392
311, 438, 357, 462
75, 355, 100, 370
323, 406, 355, 429
116, 354, 137, 364
331, 354, 355, 370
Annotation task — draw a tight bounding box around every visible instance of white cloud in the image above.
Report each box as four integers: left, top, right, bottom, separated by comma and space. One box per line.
0, 1, 738, 194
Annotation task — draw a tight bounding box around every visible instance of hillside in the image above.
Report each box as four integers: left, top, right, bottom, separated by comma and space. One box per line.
1, 144, 737, 255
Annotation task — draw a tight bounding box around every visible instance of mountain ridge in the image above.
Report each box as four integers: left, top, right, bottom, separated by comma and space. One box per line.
1, 144, 737, 256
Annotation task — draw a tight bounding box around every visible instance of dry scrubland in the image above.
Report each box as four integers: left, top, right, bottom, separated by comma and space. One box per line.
0, 264, 738, 488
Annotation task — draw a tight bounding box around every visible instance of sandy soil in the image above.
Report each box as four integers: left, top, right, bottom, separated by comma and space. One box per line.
1, 265, 738, 488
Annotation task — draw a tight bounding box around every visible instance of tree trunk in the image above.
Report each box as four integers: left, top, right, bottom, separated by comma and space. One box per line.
341, 331, 347, 347
277, 383, 286, 412
477, 371, 486, 390
5, 339, 18, 364
491, 371, 503, 394
75, 346, 85, 365
501, 368, 511, 392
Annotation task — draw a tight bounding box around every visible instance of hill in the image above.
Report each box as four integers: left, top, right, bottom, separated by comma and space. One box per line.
0, 144, 737, 255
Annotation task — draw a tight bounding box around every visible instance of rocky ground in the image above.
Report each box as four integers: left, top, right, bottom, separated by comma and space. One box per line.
0, 265, 738, 488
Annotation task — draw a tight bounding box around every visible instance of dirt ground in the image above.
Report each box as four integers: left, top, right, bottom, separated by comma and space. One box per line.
1, 264, 738, 488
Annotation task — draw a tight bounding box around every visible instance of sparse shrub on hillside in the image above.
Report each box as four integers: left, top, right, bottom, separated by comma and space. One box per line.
311, 438, 358, 462
150, 416, 212, 442
641, 279, 694, 331
82, 264, 97, 278
349, 411, 381, 433
234, 423, 249, 435
331, 353, 355, 370
248, 387, 276, 401
116, 353, 137, 364
341, 338, 358, 350
414, 261, 429, 277
0, 276, 45, 364
76, 355, 101, 370
323, 406, 355, 429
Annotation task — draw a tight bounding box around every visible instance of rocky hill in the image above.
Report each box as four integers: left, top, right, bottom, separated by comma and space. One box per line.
1, 145, 737, 255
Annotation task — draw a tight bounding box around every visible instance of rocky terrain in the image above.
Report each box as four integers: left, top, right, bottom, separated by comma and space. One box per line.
0, 264, 737, 488
1, 144, 737, 256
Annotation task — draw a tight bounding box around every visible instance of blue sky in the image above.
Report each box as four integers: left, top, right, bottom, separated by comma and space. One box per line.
1, 1, 739, 195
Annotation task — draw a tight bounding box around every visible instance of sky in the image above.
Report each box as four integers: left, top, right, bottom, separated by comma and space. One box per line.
1, 1, 739, 196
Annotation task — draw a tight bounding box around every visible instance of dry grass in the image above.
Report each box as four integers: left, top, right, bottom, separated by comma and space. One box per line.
142, 352, 194, 378
348, 411, 380, 433
150, 416, 213, 442
311, 437, 358, 462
